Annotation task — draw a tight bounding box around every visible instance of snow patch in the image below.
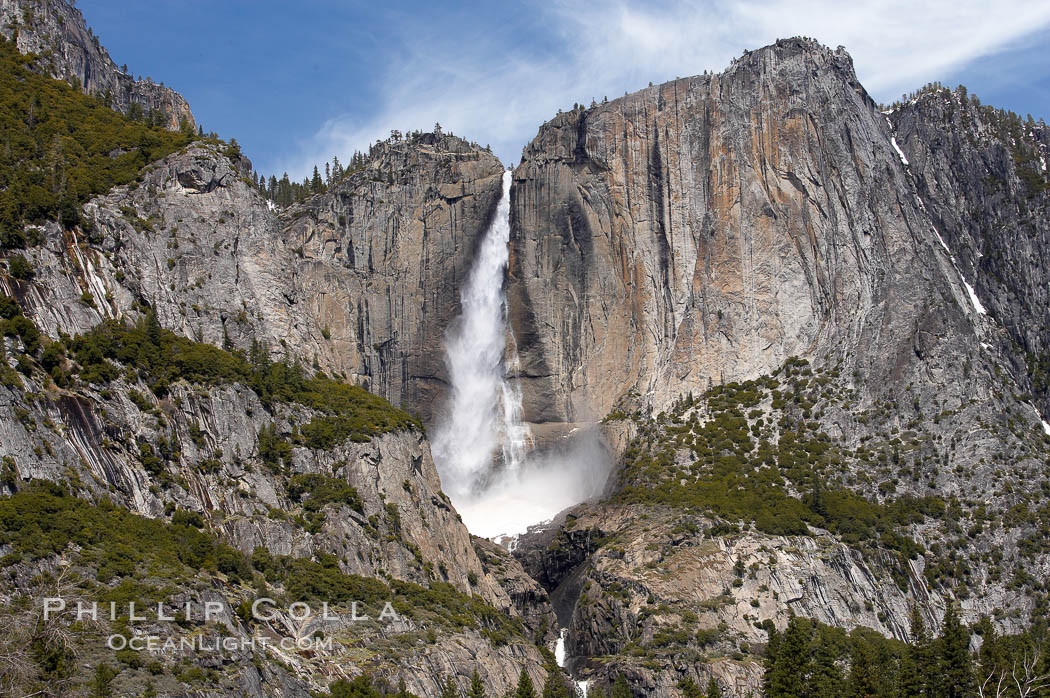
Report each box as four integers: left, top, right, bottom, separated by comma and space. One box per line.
891, 137, 909, 165
1043, 420, 1050, 437
932, 228, 951, 254
963, 280, 987, 315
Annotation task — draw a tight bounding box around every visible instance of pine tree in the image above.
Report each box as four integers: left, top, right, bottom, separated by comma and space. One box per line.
937, 604, 974, 698
846, 638, 879, 698
610, 675, 632, 698
810, 630, 845, 698
705, 677, 722, 698
468, 670, 486, 698
542, 672, 571, 698
440, 676, 459, 698
899, 607, 931, 697
277, 173, 292, 207
144, 307, 162, 347
678, 679, 703, 697
516, 669, 536, 698
765, 617, 812, 697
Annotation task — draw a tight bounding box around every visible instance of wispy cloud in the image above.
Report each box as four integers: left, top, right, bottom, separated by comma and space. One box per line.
277, 0, 1050, 178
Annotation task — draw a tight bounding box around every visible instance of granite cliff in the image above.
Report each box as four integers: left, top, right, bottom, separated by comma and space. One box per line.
509, 38, 1050, 696
1, 3, 1050, 696
0, 0, 194, 130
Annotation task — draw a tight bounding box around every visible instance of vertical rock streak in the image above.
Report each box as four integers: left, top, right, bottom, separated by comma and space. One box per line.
432, 170, 530, 499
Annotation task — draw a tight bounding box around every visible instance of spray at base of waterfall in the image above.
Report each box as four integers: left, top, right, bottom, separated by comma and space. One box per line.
454, 427, 612, 539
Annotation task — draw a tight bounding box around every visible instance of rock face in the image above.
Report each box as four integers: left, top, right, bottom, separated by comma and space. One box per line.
511, 39, 982, 425
509, 37, 1050, 697
0, 313, 552, 696
6, 135, 503, 426
0, 16, 549, 688
531, 504, 941, 697
0, 111, 548, 694
3, 14, 1050, 696
0, 0, 195, 130
282, 135, 505, 421
889, 90, 1050, 414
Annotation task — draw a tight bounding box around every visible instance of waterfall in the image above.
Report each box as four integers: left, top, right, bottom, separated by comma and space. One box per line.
556, 627, 589, 697
432, 169, 611, 539
431, 169, 530, 502
555, 628, 568, 667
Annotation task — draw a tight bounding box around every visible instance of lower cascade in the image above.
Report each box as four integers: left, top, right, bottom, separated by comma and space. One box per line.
555, 628, 568, 667
555, 628, 589, 697
431, 169, 611, 538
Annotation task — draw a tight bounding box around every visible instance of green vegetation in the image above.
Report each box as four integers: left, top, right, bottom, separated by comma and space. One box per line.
469, 670, 487, 698
614, 359, 939, 578
0, 37, 196, 248
610, 675, 632, 698
68, 311, 421, 444
1, 293, 40, 388
0, 481, 524, 645
285, 473, 364, 533
7, 253, 34, 279
286, 474, 363, 513
324, 675, 420, 697
541, 670, 572, 697
762, 606, 1050, 698
0, 479, 250, 582
515, 668, 537, 698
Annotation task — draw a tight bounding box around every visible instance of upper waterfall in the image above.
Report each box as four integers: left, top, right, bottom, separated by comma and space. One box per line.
431, 169, 611, 540
431, 170, 530, 502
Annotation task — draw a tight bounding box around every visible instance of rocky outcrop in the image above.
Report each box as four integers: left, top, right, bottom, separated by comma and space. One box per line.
0, 371, 491, 605
0, 100, 546, 696
474, 537, 560, 636
540, 504, 940, 697
5, 135, 504, 426
509, 38, 1050, 696
889, 89, 1050, 414
0, 0, 195, 130
282, 135, 505, 421
0, 345, 554, 695
3, 15, 1050, 695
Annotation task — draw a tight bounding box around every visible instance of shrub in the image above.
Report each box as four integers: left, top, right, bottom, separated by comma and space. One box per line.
286, 474, 364, 513
7, 254, 33, 279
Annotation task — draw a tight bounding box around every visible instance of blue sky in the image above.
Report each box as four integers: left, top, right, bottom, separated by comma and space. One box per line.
79, 0, 1050, 180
